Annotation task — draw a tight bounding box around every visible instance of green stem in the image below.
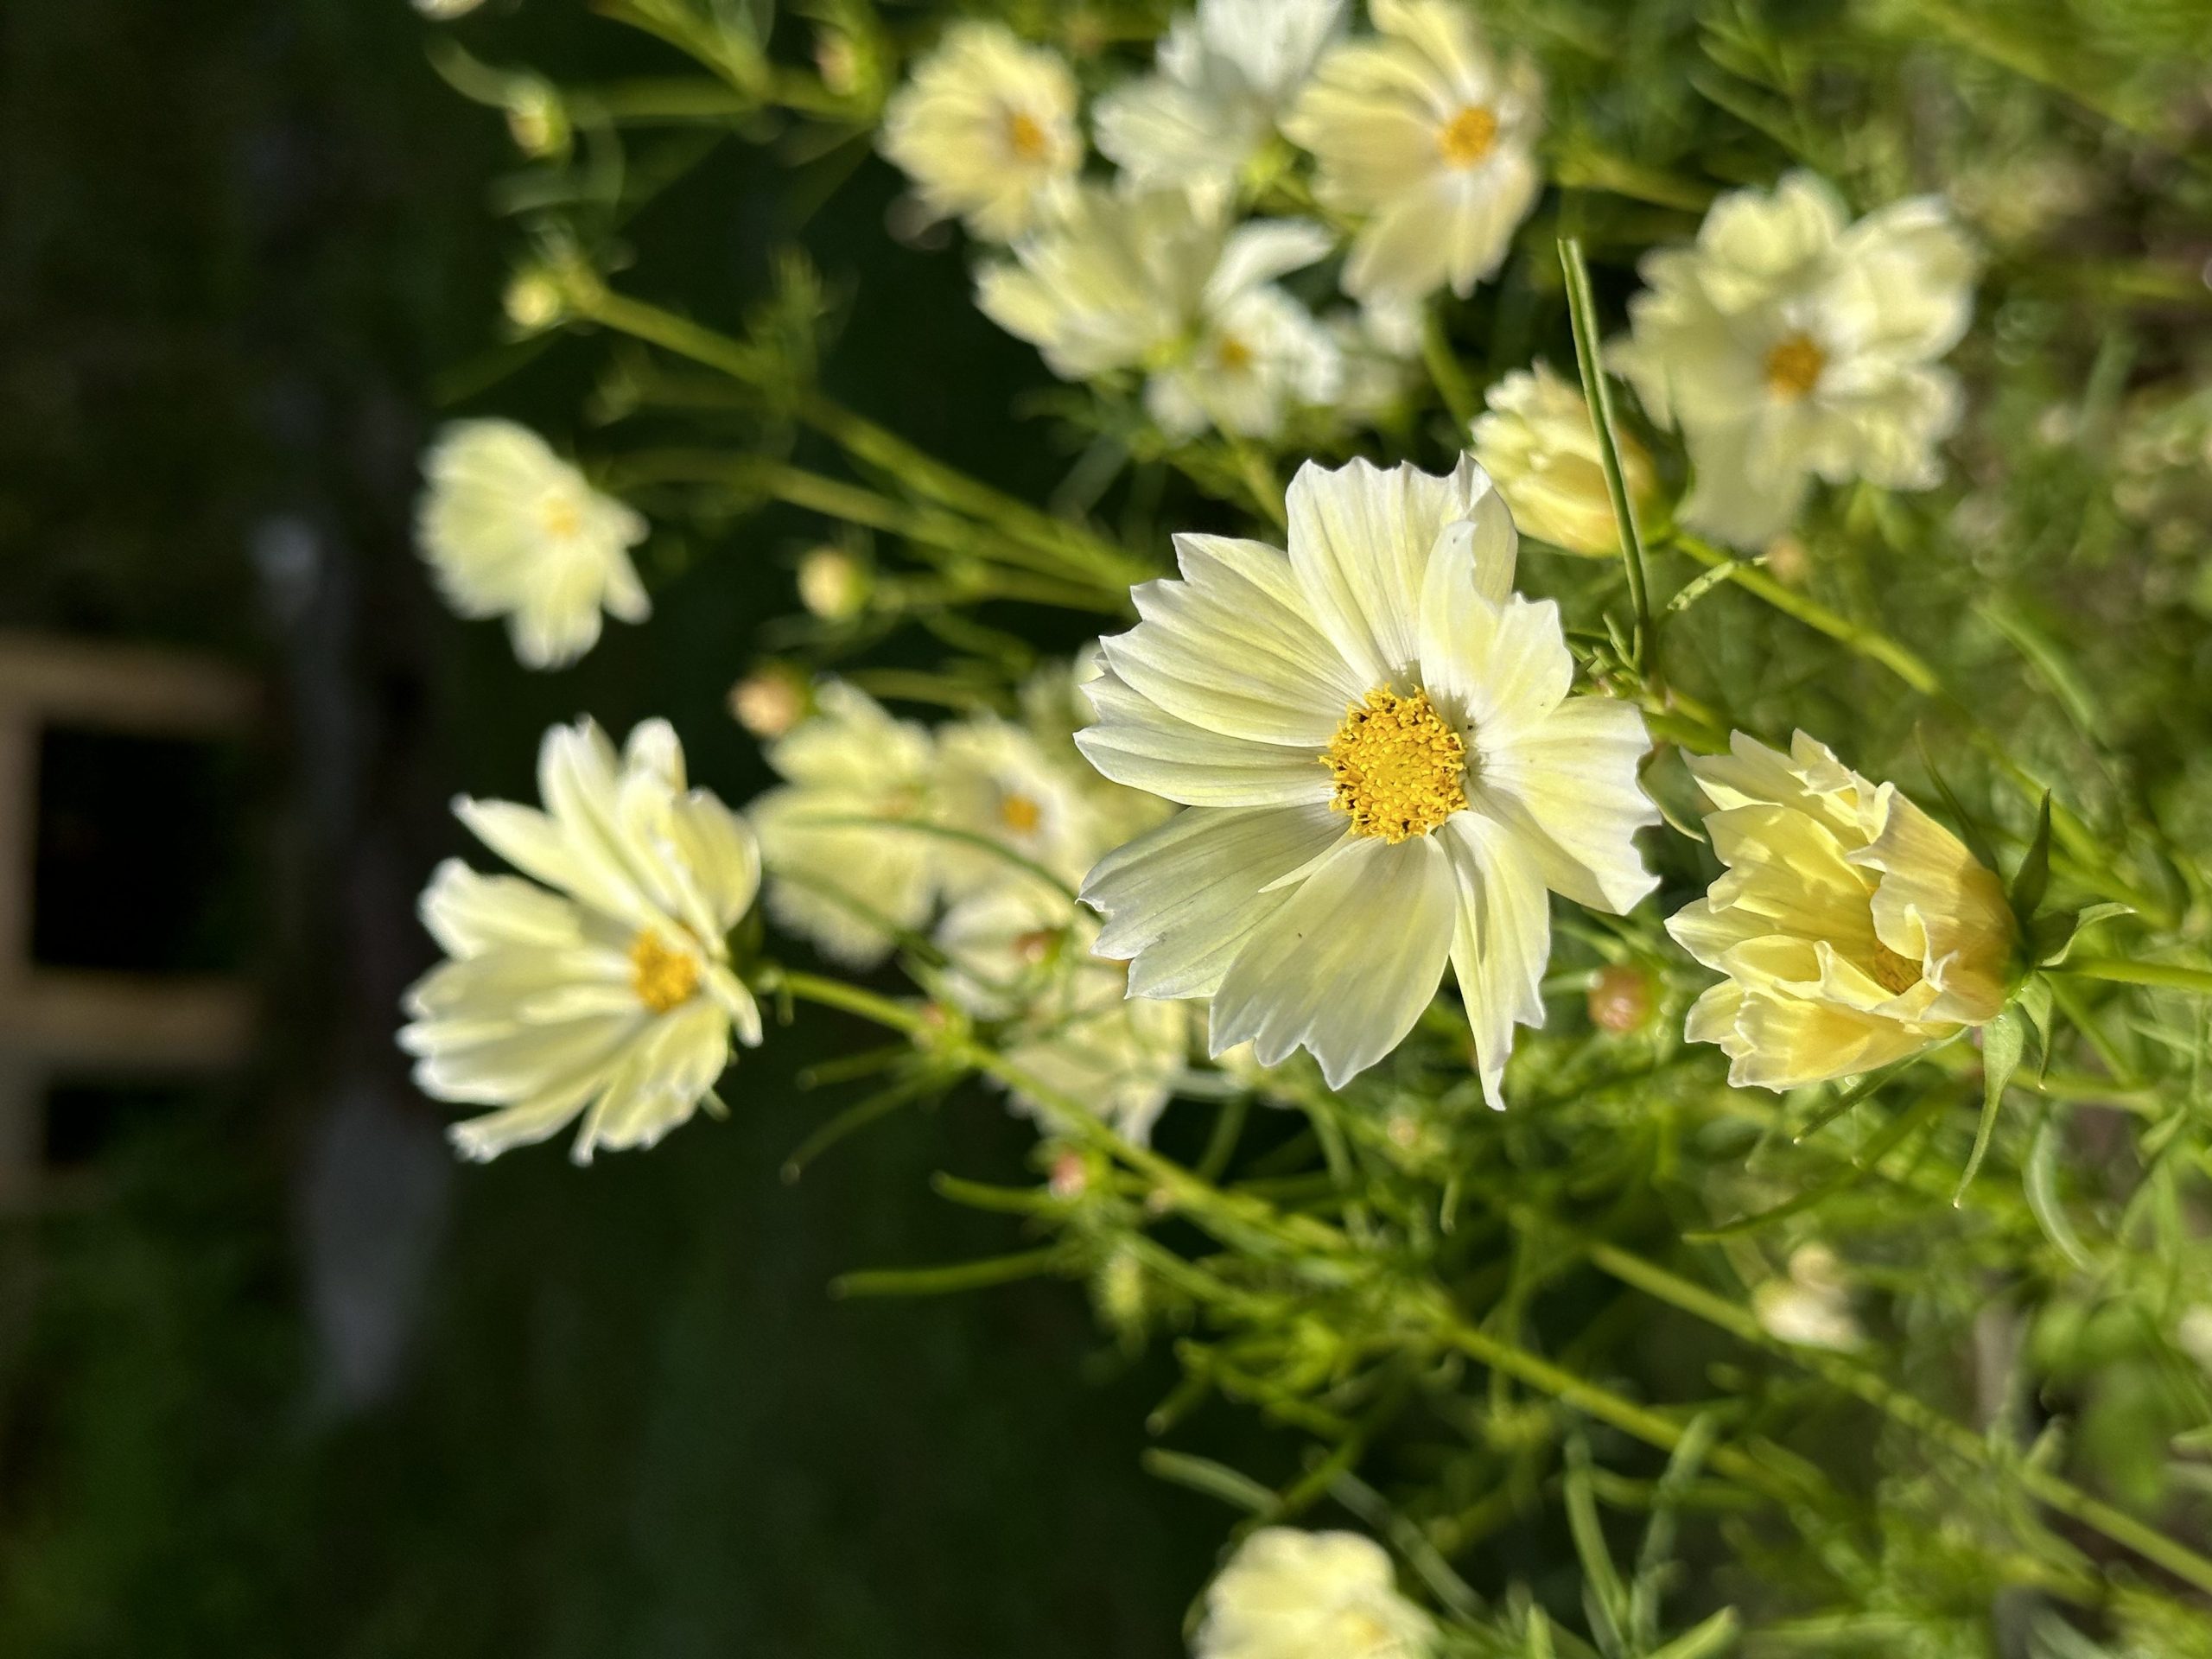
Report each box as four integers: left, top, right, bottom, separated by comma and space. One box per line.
1559, 238, 1654, 677
565, 283, 1150, 592
1421, 305, 1480, 432
1584, 1240, 2212, 1599
2056, 958, 2212, 998
1665, 531, 1940, 696
832, 1246, 1069, 1299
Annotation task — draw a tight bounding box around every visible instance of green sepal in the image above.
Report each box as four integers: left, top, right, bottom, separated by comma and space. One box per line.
2009, 790, 2052, 923
2033, 900, 2136, 967
1955, 1005, 2028, 1203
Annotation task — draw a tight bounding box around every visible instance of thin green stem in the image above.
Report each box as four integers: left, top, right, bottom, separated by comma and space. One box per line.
2056, 958, 2212, 998
1560, 238, 1654, 677
1665, 531, 1941, 696
1583, 1240, 2212, 1598
564, 283, 1150, 591
1421, 305, 1480, 432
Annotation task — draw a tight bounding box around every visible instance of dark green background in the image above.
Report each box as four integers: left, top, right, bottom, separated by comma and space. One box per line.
0, 3, 1232, 1652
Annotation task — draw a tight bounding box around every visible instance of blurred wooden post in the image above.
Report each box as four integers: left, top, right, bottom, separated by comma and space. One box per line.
0, 632, 259, 1208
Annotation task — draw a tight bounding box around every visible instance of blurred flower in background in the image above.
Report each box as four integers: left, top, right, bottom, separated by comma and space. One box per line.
416, 420, 650, 670
1471, 361, 1658, 556
878, 22, 1081, 242
1195, 1528, 1437, 1658
400, 720, 763, 1162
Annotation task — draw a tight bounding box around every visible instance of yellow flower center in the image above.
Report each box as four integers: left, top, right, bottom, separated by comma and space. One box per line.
1323, 688, 1468, 842
1764, 332, 1827, 399
539, 493, 584, 539
1000, 791, 1042, 834
629, 930, 701, 1014
1867, 941, 1923, 996
1004, 109, 1050, 162
1216, 334, 1255, 372
1437, 104, 1499, 168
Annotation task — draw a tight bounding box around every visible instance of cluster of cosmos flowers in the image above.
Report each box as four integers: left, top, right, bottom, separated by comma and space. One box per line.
399, 1, 2039, 1650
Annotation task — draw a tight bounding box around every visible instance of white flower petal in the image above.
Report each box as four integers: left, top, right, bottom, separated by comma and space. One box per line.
1442, 812, 1551, 1109
1083, 803, 1348, 999
1210, 835, 1457, 1087
1287, 454, 1504, 685
1471, 695, 1659, 913
1077, 669, 1333, 808
1104, 533, 1363, 746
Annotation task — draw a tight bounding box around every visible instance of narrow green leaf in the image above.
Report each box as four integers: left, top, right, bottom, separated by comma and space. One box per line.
830, 1245, 1067, 1299
2015, 974, 2055, 1081
1649, 1609, 1741, 1659
2024, 1106, 2094, 1272
1955, 1007, 2027, 1204
2039, 900, 2135, 967
2011, 790, 2053, 920
1138, 1449, 1276, 1515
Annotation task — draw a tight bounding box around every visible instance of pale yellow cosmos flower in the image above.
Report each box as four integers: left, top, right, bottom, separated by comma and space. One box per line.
416, 420, 650, 671
1195, 1528, 1436, 1659
400, 719, 762, 1163
1612, 172, 1980, 547
878, 22, 1081, 242
1470, 362, 1659, 557
1667, 731, 2016, 1090
1282, 0, 1543, 303
1077, 456, 1659, 1098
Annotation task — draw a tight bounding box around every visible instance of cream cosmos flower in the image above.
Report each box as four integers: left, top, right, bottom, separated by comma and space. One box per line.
977, 186, 1340, 440
399, 719, 762, 1163
934, 714, 1103, 896
1077, 456, 1659, 1097
878, 22, 1081, 242
1470, 362, 1658, 556
1666, 731, 2016, 1090
416, 420, 651, 670
1195, 1528, 1436, 1659
750, 682, 942, 967
1282, 0, 1543, 304
937, 881, 1192, 1146
1613, 172, 1980, 547
1095, 0, 1345, 194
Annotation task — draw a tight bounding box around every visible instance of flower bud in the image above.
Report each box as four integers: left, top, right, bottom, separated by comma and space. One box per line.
503, 268, 566, 334
728, 664, 809, 739
1586, 963, 1655, 1034
797, 546, 869, 621
1668, 731, 2016, 1090
504, 80, 569, 160
1471, 362, 1657, 557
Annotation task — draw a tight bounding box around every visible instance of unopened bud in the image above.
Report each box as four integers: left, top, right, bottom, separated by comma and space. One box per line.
503, 268, 566, 334
505, 82, 569, 160
728, 664, 808, 739
1048, 1151, 1088, 1199
1587, 963, 1655, 1035
797, 546, 869, 621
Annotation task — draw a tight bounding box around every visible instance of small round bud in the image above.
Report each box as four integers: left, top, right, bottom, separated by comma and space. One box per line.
797, 546, 869, 621
1587, 963, 1655, 1035
813, 32, 861, 98
1762, 535, 1810, 588
413, 0, 489, 18
1048, 1151, 1088, 1200
503, 268, 566, 334
505, 83, 569, 160
728, 664, 808, 739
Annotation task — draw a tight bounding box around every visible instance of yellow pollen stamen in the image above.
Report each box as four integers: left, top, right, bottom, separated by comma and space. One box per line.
1000, 791, 1042, 834
1867, 942, 1923, 996
1004, 109, 1049, 162
1764, 332, 1826, 398
1322, 688, 1468, 843
1216, 334, 1254, 372
629, 930, 700, 1014
539, 494, 584, 539
1437, 105, 1499, 168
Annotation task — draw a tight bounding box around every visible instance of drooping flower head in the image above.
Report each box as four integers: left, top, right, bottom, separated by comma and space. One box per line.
1283, 0, 1543, 304
1077, 456, 1658, 1098
1195, 1528, 1437, 1659
1096, 0, 1345, 194
416, 420, 651, 670
749, 682, 942, 968
1666, 731, 2016, 1090
1471, 362, 1659, 557
936, 880, 1192, 1147
978, 186, 1340, 440
878, 22, 1081, 242
1613, 173, 1980, 547
934, 715, 1105, 898
400, 720, 762, 1163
